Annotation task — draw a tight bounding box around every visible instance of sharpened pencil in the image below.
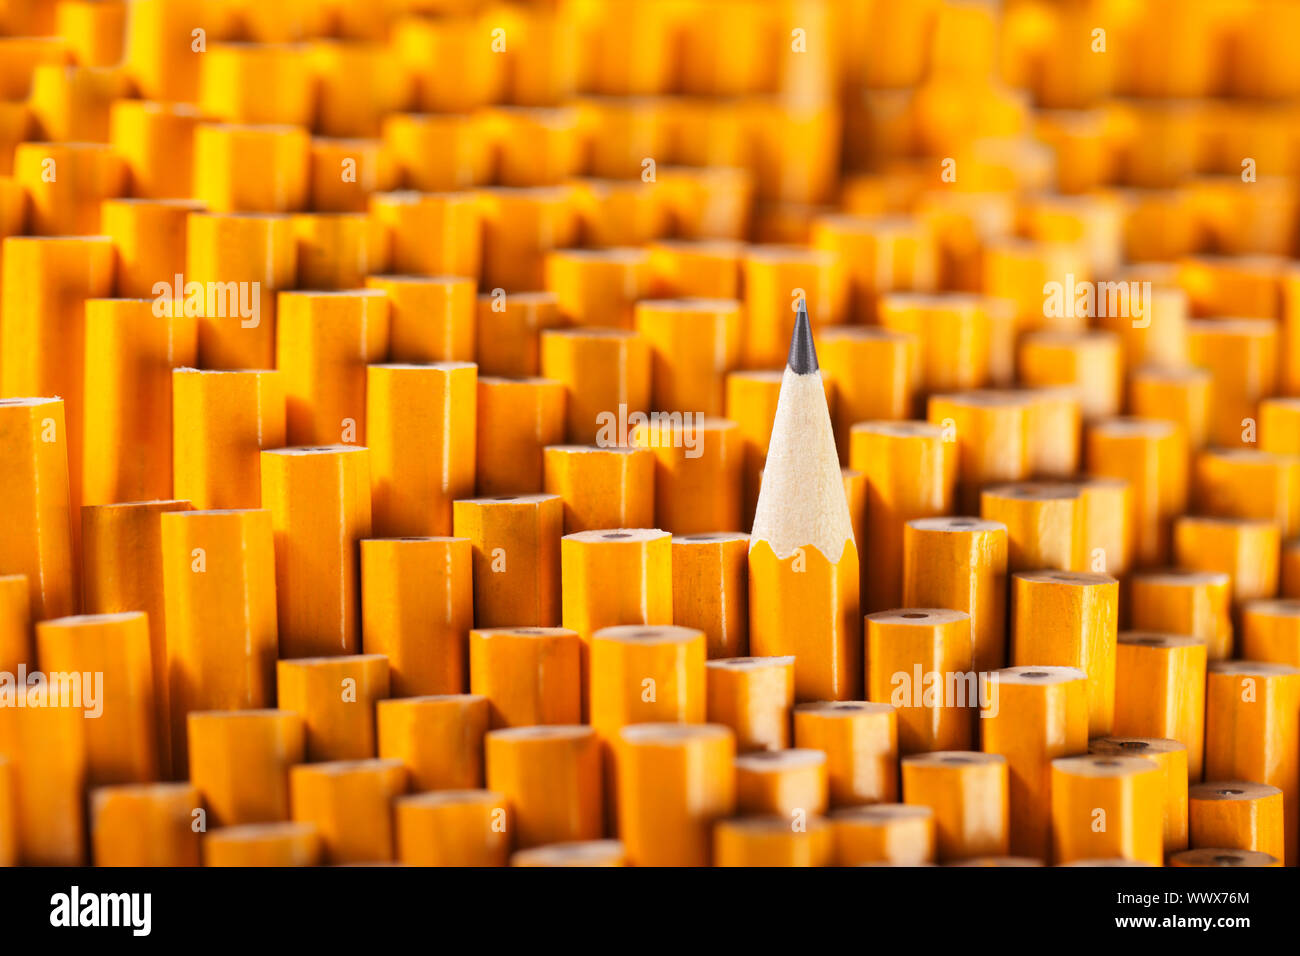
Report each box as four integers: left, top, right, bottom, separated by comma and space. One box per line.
748, 301, 861, 702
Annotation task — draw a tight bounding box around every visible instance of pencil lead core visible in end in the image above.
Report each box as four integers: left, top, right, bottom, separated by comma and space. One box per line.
787, 299, 818, 375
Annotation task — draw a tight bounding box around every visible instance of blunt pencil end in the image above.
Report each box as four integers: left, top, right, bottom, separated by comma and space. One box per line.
787, 299, 818, 374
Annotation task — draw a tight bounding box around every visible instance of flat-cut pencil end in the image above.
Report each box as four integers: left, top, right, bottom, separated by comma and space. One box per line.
787, 299, 818, 374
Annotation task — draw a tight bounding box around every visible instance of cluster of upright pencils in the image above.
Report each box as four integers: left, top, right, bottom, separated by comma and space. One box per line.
0, 0, 1298, 867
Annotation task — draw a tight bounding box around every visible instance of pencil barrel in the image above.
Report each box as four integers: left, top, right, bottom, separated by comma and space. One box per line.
821, 327, 916, 460
1195, 449, 1300, 539
632, 417, 742, 535
1024, 387, 1081, 479
470, 627, 582, 729
544, 445, 655, 534
546, 248, 651, 330
589, 626, 706, 758
277, 290, 389, 447
541, 328, 650, 446
903, 517, 1008, 673
1129, 569, 1233, 662
101, 198, 200, 297
14, 142, 124, 235
361, 538, 471, 697
740, 246, 840, 368
2, 237, 115, 544
291, 212, 389, 290
670, 533, 749, 660
1188, 781, 1285, 860
1174, 516, 1280, 626
262, 447, 371, 658
376, 695, 488, 792
187, 710, 303, 828
485, 726, 603, 850
291, 759, 407, 865
979, 666, 1089, 860
162, 510, 278, 772
276, 655, 389, 762
1114, 633, 1208, 780
793, 701, 898, 808
0, 693, 87, 864
0, 399, 75, 621
381, 114, 486, 194
82, 298, 196, 506
1018, 330, 1122, 420
865, 608, 973, 754
1049, 754, 1164, 865
714, 815, 833, 867
365, 275, 475, 364
476, 378, 565, 496
369, 363, 476, 537
1011, 570, 1119, 736
705, 656, 794, 754
901, 751, 1008, 863
1242, 599, 1300, 668
0, 576, 31, 676
203, 822, 320, 867
635, 299, 740, 416
478, 187, 575, 292
1073, 477, 1132, 579
37, 612, 157, 786
309, 138, 396, 213
833, 801, 935, 867
1086, 415, 1191, 565
615, 723, 735, 866
850, 421, 955, 613
928, 391, 1032, 514
91, 783, 201, 867
1186, 318, 1277, 448
1259, 398, 1300, 455
876, 293, 985, 395
109, 100, 199, 200
561, 529, 673, 718
475, 291, 564, 378
1204, 661, 1300, 864
454, 494, 563, 629
511, 840, 625, 867
647, 240, 743, 301
172, 369, 285, 511
187, 212, 295, 370
980, 482, 1082, 574
750, 539, 860, 703
368, 192, 480, 280
1090, 736, 1189, 856
193, 123, 309, 215
1129, 366, 1210, 457
395, 789, 507, 867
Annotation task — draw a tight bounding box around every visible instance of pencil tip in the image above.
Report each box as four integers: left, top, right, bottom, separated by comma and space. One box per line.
787, 299, 819, 374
